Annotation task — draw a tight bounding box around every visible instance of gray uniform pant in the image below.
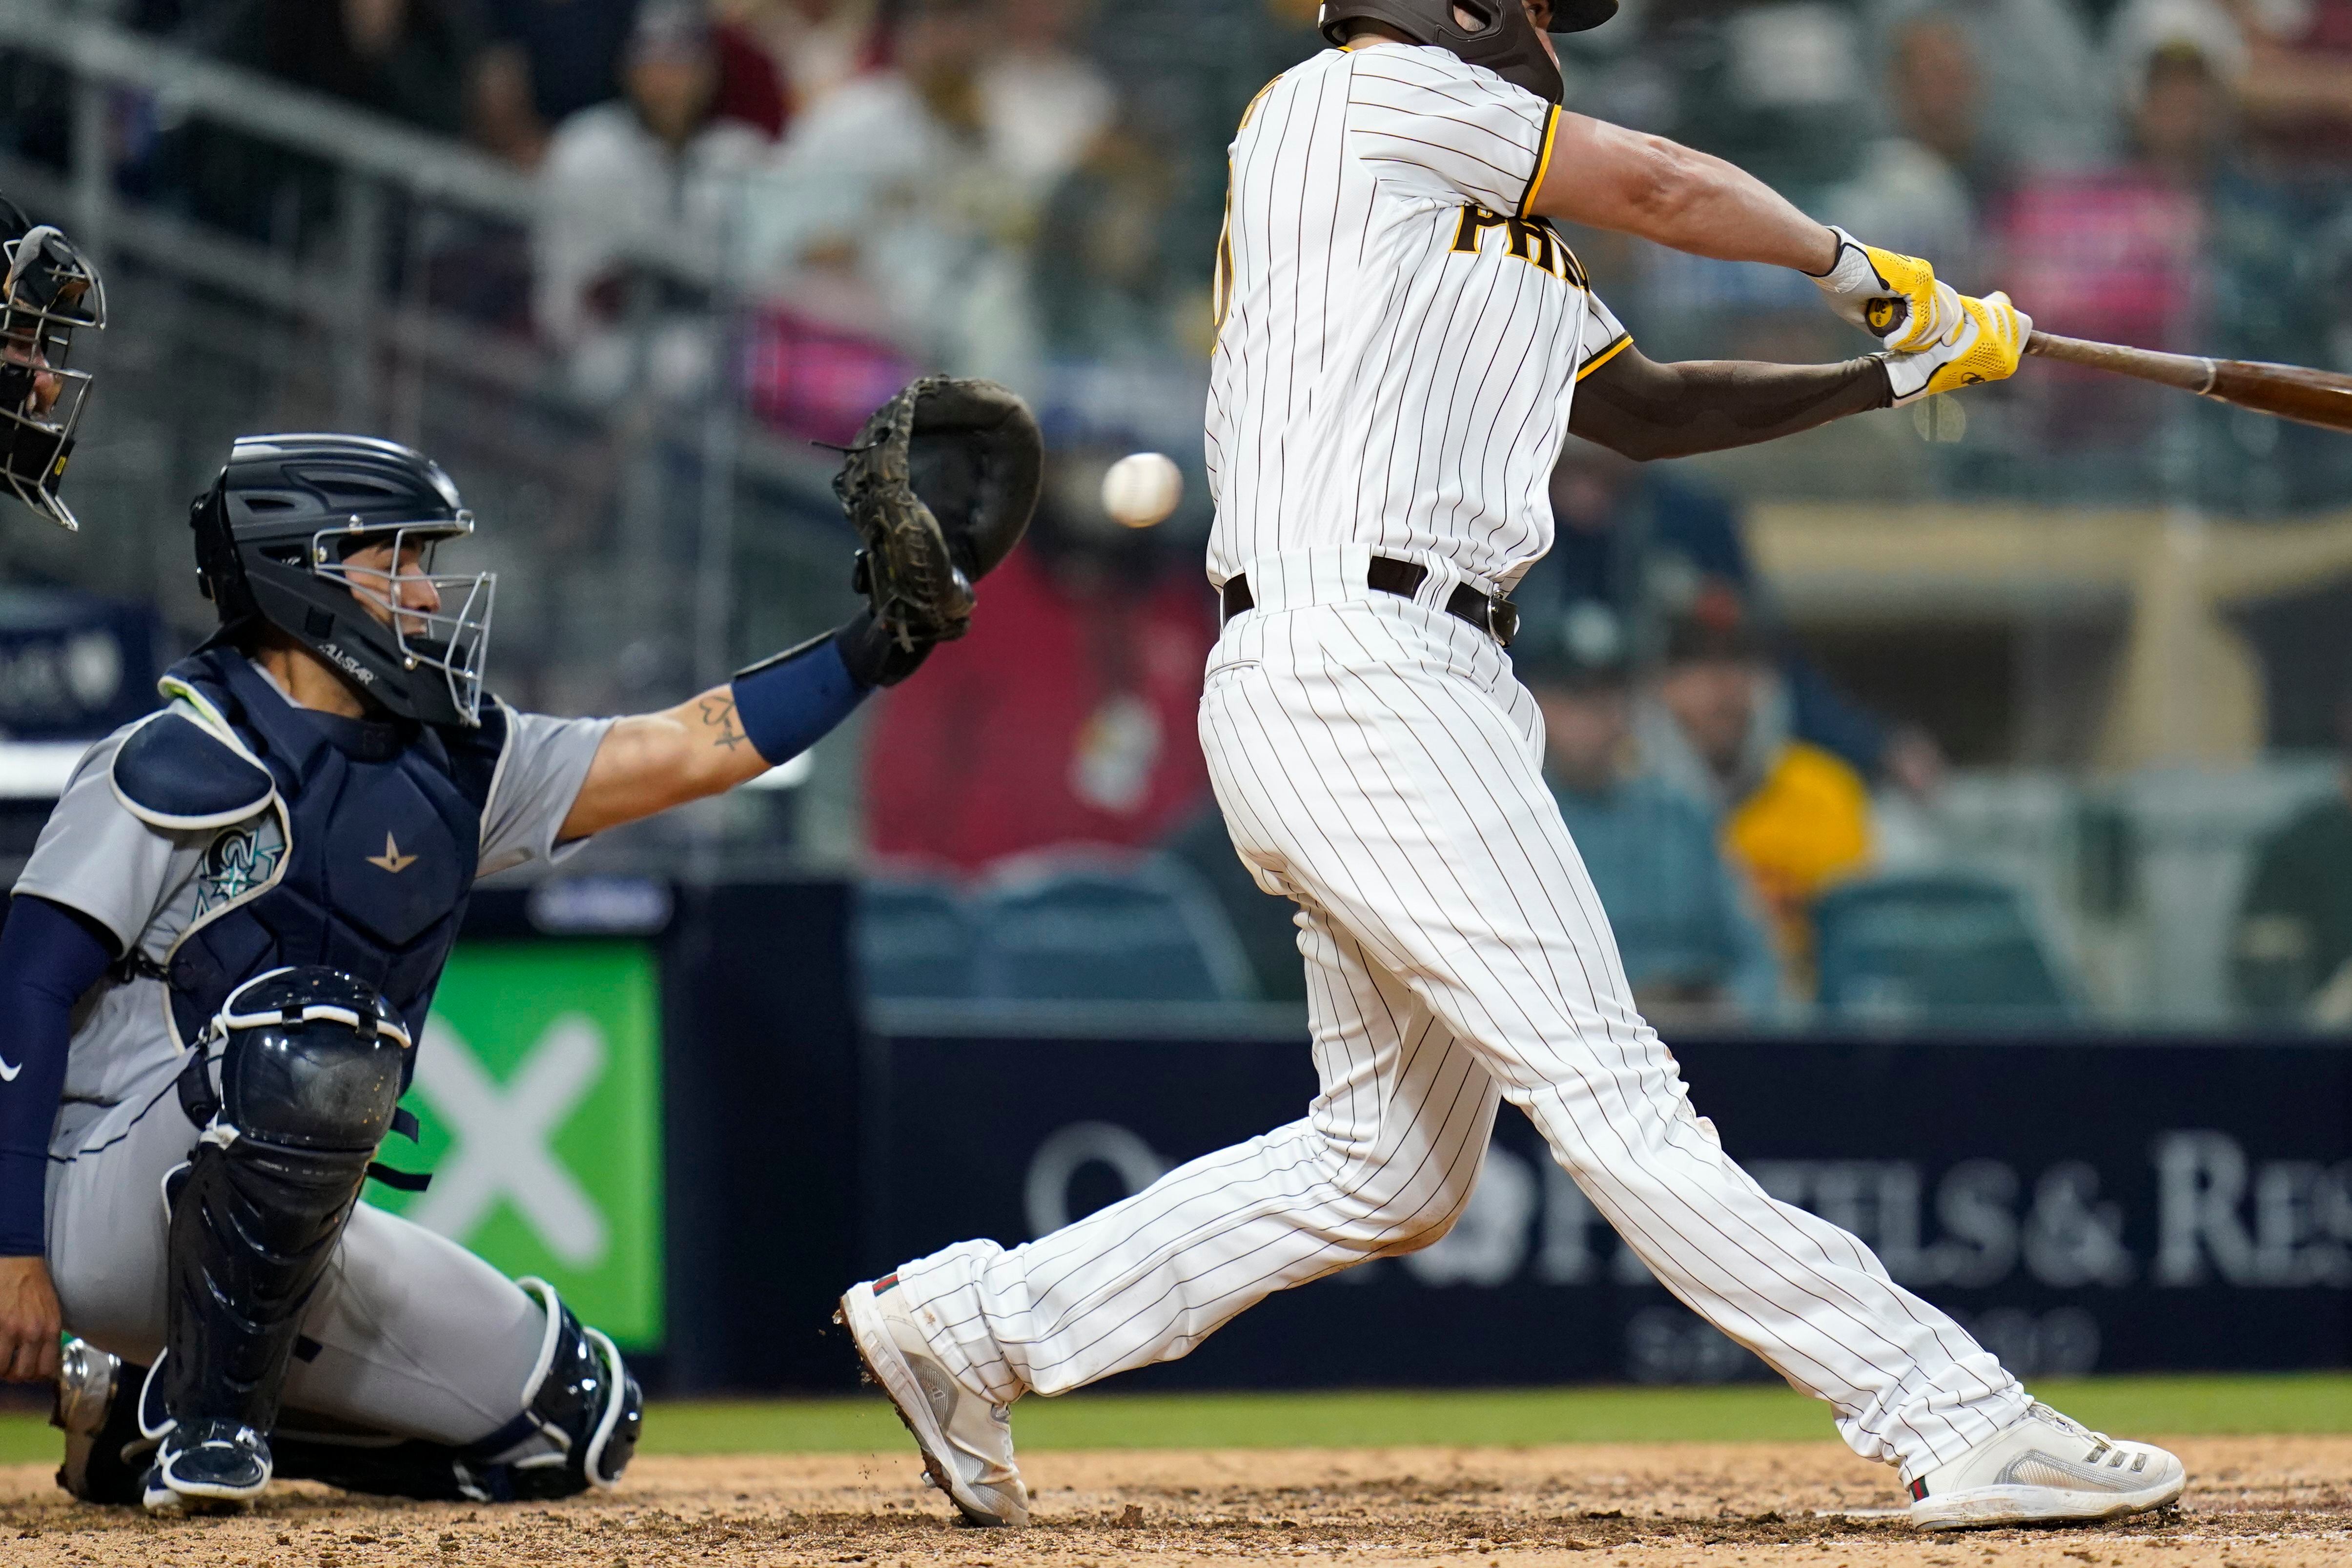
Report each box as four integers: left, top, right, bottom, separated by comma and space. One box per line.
45, 1061, 547, 1446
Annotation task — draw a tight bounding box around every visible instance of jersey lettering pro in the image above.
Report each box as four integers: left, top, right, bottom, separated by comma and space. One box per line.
1206, 41, 1631, 592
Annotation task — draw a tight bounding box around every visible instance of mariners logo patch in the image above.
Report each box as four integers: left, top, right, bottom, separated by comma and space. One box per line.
196, 819, 286, 915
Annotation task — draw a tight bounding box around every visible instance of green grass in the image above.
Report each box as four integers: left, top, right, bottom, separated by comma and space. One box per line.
7, 1374, 2348, 1467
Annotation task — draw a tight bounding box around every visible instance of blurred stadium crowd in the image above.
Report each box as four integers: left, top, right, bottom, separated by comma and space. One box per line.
2, 0, 2352, 1034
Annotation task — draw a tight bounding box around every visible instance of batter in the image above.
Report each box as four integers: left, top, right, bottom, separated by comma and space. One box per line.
841, 0, 2185, 1537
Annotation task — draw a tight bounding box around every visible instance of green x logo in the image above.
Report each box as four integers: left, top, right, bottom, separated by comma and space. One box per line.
375, 941, 666, 1347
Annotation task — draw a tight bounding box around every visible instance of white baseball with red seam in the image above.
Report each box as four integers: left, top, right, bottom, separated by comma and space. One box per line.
1101, 452, 1183, 529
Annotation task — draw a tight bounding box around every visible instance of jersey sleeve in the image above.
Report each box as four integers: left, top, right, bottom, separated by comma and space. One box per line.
0, 896, 118, 1255
12, 732, 184, 956
477, 710, 616, 878
1344, 44, 1561, 215
1575, 288, 1632, 380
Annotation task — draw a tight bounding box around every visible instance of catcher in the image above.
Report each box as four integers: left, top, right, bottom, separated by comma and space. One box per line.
0, 379, 1039, 1508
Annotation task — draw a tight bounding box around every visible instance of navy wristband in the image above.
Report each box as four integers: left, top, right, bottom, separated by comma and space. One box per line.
730, 633, 872, 767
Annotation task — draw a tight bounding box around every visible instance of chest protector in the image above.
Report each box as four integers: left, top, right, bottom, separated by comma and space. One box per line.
152, 649, 507, 1052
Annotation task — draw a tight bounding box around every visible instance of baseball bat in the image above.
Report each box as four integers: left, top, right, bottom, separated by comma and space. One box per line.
2025, 330, 2352, 435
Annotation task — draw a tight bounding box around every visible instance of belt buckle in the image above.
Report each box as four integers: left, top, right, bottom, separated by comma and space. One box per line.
1487, 595, 1519, 648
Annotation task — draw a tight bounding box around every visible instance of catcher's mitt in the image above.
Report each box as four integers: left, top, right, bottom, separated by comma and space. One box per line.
837, 376, 1043, 652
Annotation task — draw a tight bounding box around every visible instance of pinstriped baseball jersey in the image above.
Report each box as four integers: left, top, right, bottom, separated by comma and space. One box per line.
1205, 41, 1630, 593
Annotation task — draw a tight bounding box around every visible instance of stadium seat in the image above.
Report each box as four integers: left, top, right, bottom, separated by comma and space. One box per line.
971, 855, 1260, 1003
1813, 873, 2072, 1025
855, 878, 981, 1000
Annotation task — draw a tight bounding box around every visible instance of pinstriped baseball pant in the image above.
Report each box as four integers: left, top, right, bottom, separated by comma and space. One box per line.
893, 547, 2029, 1480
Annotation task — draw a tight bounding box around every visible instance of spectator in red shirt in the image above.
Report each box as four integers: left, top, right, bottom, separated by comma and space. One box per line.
711, 18, 789, 137
725, 0, 886, 115
862, 452, 1216, 873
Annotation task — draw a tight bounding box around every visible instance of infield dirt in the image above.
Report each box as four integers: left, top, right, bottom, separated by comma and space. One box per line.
2, 1437, 2345, 1567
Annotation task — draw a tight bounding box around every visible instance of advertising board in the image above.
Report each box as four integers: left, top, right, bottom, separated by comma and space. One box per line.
870, 1032, 2352, 1386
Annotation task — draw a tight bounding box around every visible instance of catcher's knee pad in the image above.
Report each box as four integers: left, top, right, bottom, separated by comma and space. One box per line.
268, 1278, 642, 1503
163, 969, 412, 1445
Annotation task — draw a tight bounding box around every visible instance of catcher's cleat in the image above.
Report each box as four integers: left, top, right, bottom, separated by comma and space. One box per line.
1906, 1402, 2185, 1530
53, 1337, 155, 1506
143, 1417, 272, 1512
838, 1275, 1030, 1527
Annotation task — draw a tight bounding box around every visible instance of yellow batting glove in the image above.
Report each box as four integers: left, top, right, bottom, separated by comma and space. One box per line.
1810, 226, 1961, 353
1882, 290, 2032, 406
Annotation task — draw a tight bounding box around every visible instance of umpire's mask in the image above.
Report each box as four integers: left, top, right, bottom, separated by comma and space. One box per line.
0, 198, 104, 532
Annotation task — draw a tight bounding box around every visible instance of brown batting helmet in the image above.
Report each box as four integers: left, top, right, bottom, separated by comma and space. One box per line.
1317, 0, 1620, 105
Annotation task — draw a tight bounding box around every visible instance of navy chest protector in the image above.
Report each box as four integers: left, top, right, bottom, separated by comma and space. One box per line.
140, 650, 507, 1056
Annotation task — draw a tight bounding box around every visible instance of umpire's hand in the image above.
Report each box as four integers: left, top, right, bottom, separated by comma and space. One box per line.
0, 1255, 61, 1381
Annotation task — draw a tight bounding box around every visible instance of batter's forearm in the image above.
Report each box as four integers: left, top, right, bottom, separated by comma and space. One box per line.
1569, 348, 1892, 462
1532, 116, 1838, 274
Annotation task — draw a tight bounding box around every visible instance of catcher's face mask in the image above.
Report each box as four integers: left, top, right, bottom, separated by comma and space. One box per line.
0, 223, 104, 531
310, 519, 497, 728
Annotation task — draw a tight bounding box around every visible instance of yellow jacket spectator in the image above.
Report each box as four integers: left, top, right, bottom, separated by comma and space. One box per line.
1724, 739, 1875, 948
1634, 590, 1875, 971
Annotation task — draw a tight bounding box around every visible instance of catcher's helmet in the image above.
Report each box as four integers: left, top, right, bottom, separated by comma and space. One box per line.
0, 195, 104, 531
190, 434, 496, 727
1319, 0, 1619, 105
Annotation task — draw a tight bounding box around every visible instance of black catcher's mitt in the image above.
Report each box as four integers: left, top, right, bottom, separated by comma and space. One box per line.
837, 375, 1043, 652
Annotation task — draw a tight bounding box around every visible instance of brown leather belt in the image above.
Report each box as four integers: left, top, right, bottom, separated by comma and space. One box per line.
1219, 556, 1520, 647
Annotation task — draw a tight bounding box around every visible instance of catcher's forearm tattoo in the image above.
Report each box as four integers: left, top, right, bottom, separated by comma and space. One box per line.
699, 693, 752, 752
1569, 346, 1891, 462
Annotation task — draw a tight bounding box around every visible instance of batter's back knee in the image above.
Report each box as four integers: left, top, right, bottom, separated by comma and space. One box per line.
1369, 1181, 1481, 1257
1296, 1125, 1486, 1259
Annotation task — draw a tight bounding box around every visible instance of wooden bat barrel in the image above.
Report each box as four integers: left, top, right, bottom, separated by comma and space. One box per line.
2025, 330, 2352, 435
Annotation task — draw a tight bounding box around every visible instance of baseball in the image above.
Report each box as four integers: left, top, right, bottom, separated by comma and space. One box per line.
1101, 452, 1183, 529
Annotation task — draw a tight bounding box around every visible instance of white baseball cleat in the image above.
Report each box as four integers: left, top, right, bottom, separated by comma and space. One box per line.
838, 1274, 1031, 1528
1906, 1403, 2186, 1530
